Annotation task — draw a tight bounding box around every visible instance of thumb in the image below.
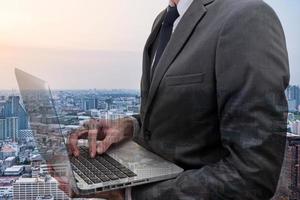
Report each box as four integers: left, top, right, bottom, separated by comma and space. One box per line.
58, 184, 75, 198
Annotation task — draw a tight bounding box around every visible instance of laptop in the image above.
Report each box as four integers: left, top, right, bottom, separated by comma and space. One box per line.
15, 68, 183, 195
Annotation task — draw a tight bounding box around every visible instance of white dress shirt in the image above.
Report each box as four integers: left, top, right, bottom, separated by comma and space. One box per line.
171, 0, 194, 32
126, 1, 194, 199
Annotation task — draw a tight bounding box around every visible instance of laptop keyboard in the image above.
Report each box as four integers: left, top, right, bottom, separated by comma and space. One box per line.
70, 146, 137, 185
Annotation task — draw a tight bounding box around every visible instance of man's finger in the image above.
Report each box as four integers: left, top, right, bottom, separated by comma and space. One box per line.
69, 130, 88, 157
97, 136, 113, 154
88, 129, 98, 158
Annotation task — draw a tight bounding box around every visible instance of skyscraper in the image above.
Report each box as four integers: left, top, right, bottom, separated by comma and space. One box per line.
4, 96, 20, 117
0, 118, 6, 140
0, 106, 4, 118
81, 98, 98, 111
3, 96, 28, 130
0, 96, 29, 141
5, 117, 19, 142
18, 103, 28, 130
0, 117, 19, 142
286, 85, 300, 111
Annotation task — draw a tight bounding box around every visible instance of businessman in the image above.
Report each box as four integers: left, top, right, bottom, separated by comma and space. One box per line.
69, 0, 289, 199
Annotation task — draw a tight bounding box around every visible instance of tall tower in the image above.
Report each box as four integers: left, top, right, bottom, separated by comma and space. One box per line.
287, 86, 300, 110
4, 96, 20, 117
3, 96, 28, 131
18, 103, 28, 130
0, 118, 6, 140
81, 98, 98, 111
5, 117, 19, 142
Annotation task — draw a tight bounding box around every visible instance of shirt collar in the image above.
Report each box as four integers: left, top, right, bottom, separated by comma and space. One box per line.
169, 0, 194, 17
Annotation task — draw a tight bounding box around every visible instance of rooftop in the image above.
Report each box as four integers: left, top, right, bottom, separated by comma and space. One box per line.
4, 157, 15, 162
287, 132, 300, 145
287, 132, 300, 138
31, 154, 43, 161
0, 145, 16, 153
4, 165, 24, 172
15, 177, 57, 184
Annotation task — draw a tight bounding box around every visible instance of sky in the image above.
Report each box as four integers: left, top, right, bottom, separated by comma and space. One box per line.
0, 0, 299, 90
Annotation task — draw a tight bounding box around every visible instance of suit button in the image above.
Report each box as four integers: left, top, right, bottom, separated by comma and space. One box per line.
144, 130, 151, 140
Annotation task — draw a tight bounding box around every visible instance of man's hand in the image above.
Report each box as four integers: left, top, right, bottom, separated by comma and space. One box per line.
68, 117, 134, 158
57, 118, 133, 198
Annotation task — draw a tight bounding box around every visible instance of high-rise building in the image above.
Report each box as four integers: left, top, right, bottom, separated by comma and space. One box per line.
4, 96, 19, 117
0, 106, 4, 118
98, 101, 108, 110
0, 96, 29, 141
18, 103, 28, 130
0, 117, 19, 142
3, 96, 28, 130
288, 99, 297, 112
286, 85, 300, 111
272, 133, 300, 200
0, 118, 6, 140
13, 176, 69, 200
81, 98, 98, 111
6, 117, 19, 142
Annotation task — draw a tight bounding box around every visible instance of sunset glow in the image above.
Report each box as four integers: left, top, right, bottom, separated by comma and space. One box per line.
0, 0, 299, 90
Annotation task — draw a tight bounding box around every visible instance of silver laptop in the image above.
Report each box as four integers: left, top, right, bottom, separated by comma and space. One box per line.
15, 68, 183, 195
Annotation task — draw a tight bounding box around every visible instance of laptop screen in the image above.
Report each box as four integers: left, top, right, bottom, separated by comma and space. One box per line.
15, 68, 78, 195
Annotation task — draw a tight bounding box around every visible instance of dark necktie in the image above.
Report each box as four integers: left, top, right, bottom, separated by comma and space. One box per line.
151, 6, 179, 79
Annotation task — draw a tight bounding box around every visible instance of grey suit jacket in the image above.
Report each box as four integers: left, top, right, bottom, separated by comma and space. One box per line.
132, 0, 289, 199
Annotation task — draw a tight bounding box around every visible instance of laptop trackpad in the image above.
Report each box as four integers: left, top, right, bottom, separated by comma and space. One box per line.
107, 140, 175, 170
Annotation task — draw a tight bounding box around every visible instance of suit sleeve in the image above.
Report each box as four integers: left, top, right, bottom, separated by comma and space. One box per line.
131, 114, 141, 140
131, 1, 289, 200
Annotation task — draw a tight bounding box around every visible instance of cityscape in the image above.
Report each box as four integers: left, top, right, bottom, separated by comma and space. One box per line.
0, 86, 300, 199
0, 89, 140, 199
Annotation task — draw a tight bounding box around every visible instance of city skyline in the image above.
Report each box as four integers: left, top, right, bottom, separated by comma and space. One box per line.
0, 0, 299, 90
0, 89, 299, 199
0, 89, 141, 190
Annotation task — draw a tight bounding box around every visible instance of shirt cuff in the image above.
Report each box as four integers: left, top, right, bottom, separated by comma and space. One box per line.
125, 187, 132, 200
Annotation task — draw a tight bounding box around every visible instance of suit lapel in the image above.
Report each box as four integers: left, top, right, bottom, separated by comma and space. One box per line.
141, 10, 166, 98
143, 0, 208, 119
